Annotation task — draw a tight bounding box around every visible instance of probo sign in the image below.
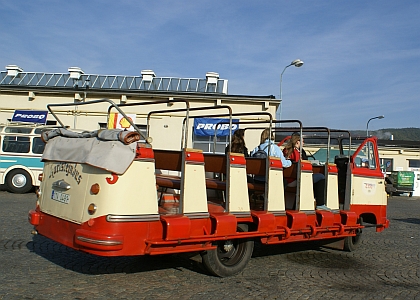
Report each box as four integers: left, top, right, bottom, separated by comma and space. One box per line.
12, 110, 48, 124
193, 118, 239, 136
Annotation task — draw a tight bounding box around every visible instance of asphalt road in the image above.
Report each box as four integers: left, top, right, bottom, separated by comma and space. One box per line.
0, 189, 419, 299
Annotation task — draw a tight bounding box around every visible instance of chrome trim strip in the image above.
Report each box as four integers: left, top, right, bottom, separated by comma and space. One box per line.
230, 164, 246, 168
106, 214, 160, 222
135, 158, 155, 163
269, 210, 286, 216
184, 212, 210, 219
231, 211, 251, 217
300, 210, 316, 215
76, 236, 122, 246
353, 174, 384, 179
185, 161, 205, 166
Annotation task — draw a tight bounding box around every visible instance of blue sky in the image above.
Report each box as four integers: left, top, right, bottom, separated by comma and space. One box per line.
1, 1, 419, 130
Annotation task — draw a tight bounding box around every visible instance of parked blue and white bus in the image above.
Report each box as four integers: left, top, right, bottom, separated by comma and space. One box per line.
0, 123, 56, 193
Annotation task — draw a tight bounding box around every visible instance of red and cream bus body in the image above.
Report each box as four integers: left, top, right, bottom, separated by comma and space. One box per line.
29, 99, 389, 277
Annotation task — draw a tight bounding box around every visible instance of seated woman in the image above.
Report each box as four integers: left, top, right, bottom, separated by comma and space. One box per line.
225, 129, 249, 156
282, 133, 331, 211
250, 128, 291, 183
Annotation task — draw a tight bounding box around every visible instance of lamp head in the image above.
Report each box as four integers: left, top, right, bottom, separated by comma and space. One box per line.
378, 115, 384, 119
291, 59, 304, 67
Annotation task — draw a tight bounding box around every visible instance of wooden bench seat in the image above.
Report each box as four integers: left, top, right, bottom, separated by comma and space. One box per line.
154, 150, 291, 215
312, 165, 325, 175
154, 152, 269, 191
154, 149, 182, 171
155, 174, 265, 192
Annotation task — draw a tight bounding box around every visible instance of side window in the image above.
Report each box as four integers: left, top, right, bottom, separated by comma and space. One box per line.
366, 142, 377, 170
32, 137, 46, 154
34, 128, 45, 134
5, 127, 32, 134
2, 136, 30, 153
354, 141, 377, 170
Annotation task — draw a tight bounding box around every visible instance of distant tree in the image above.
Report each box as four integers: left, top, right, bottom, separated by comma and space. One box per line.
351, 128, 420, 141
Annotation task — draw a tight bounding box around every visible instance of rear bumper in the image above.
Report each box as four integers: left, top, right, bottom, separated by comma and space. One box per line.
28, 209, 151, 256
74, 229, 123, 251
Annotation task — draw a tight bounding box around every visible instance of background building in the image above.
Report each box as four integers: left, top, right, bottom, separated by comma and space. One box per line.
1, 64, 419, 173
0, 65, 277, 151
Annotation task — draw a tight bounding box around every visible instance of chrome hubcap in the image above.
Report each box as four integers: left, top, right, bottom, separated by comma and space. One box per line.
12, 174, 27, 188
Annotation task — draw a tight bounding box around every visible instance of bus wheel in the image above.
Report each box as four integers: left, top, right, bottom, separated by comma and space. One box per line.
6, 169, 33, 194
201, 224, 254, 277
343, 227, 363, 252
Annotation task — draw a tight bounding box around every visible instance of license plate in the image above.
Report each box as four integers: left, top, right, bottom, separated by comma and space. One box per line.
51, 190, 70, 204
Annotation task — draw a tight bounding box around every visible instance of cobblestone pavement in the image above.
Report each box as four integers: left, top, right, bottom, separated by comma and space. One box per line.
0, 189, 419, 299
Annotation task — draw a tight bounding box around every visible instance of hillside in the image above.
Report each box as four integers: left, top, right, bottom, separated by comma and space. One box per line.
350, 128, 420, 141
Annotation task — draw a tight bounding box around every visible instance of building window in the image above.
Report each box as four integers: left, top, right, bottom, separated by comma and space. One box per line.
408, 159, 420, 168
380, 158, 393, 173
192, 134, 229, 153
191, 118, 237, 153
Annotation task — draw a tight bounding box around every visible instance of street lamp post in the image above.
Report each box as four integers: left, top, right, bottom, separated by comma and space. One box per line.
366, 115, 384, 137
278, 59, 304, 124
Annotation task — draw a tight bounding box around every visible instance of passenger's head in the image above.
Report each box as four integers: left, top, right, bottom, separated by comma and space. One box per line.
230, 129, 246, 153
291, 132, 303, 146
260, 128, 274, 144
290, 134, 300, 148
283, 134, 301, 158
361, 158, 369, 168
234, 129, 245, 139
231, 129, 245, 144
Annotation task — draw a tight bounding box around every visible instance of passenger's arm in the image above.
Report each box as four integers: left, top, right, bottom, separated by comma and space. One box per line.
282, 156, 292, 168
273, 145, 292, 168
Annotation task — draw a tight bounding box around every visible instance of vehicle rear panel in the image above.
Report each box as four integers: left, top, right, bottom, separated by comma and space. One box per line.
39, 160, 159, 224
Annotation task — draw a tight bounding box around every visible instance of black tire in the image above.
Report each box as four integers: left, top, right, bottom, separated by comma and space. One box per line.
6, 169, 33, 194
201, 224, 254, 277
343, 227, 362, 252
409, 192, 413, 197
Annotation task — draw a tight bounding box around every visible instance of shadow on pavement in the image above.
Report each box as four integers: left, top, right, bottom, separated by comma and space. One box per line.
393, 217, 420, 225
27, 235, 208, 276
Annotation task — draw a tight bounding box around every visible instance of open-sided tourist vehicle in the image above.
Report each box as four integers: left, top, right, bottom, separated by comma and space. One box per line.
28, 99, 389, 277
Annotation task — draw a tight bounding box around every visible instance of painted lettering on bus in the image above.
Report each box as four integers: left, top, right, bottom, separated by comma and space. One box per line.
362, 182, 377, 195
49, 163, 82, 184
363, 182, 375, 189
